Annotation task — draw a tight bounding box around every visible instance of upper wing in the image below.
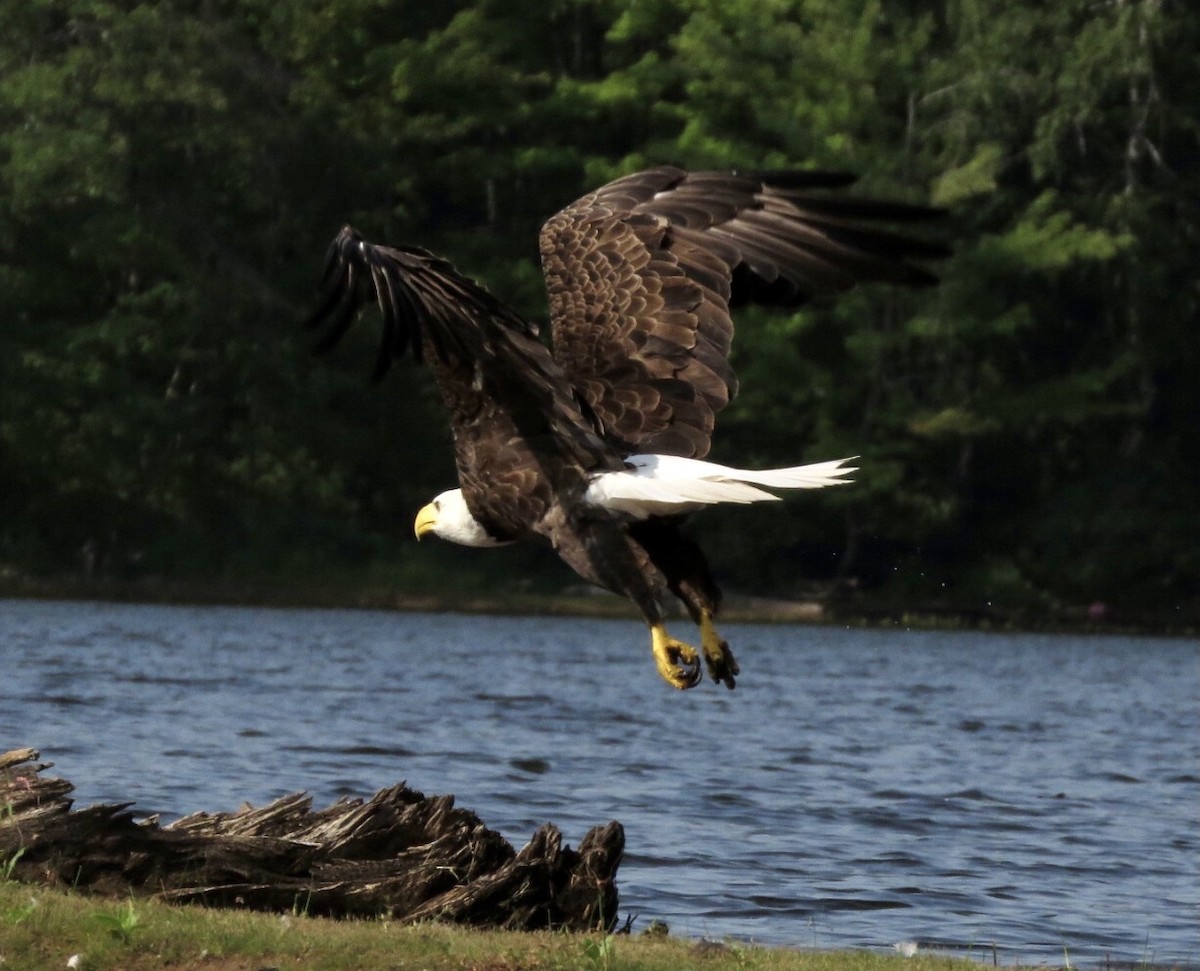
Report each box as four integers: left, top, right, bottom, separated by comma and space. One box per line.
306, 227, 618, 531
306, 225, 540, 381
540, 166, 948, 459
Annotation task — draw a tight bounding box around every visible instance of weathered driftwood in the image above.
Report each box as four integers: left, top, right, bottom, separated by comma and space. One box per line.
0, 747, 622, 931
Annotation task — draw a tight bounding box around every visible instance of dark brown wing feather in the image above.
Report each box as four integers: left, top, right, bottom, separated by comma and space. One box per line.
306, 226, 617, 540
540, 166, 948, 459
306, 225, 541, 377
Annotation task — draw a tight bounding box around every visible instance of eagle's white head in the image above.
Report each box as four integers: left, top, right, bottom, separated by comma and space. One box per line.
413, 489, 512, 548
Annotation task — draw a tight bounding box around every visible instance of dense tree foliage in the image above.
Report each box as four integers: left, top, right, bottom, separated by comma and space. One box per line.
1, 0, 1195, 623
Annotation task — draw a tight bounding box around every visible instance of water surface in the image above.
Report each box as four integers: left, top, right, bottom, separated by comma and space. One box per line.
2, 599, 1197, 966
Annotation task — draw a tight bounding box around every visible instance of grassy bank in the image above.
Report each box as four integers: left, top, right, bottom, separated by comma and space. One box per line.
0, 883, 985, 971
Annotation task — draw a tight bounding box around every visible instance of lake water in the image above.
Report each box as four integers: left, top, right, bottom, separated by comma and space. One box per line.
2, 598, 1197, 967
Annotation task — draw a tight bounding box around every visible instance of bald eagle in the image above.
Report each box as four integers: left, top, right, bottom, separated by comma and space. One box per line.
308, 167, 945, 690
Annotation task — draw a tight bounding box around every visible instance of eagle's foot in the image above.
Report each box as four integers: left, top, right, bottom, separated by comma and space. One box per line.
700, 610, 739, 689
650, 623, 702, 690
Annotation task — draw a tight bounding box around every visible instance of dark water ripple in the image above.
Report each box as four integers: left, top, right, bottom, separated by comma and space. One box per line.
1, 598, 1197, 967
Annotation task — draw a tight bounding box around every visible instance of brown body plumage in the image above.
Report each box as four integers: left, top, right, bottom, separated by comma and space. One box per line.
307, 167, 946, 690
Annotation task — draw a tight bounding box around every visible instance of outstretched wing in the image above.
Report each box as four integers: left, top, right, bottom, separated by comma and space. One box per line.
306, 225, 540, 381
306, 226, 618, 536
540, 166, 948, 459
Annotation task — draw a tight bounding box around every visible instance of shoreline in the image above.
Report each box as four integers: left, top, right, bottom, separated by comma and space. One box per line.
2, 573, 1196, 638
1, 573, 1194, 637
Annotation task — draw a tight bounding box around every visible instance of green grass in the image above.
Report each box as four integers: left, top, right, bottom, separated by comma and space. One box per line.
0, 881, 988, 971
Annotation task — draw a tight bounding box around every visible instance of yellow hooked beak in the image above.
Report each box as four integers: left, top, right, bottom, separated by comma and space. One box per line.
414, 502, 438, 541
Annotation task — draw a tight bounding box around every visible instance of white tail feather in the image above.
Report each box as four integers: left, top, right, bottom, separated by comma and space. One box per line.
586, 454, 856, 518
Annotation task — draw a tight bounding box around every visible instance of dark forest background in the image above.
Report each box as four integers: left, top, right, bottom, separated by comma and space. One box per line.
1, 0, 1196, 626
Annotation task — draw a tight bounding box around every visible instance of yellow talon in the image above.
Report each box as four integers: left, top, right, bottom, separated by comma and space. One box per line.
650, 623, 702, 690
700, 610, 739, 690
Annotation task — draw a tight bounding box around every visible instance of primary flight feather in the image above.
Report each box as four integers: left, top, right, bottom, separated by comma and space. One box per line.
307, 166, 946, 690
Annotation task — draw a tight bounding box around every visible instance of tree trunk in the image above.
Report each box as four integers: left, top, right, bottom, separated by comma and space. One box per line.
0, 747, 622, 931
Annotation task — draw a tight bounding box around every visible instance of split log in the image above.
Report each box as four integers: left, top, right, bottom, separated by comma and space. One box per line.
0, 747, 622, 931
